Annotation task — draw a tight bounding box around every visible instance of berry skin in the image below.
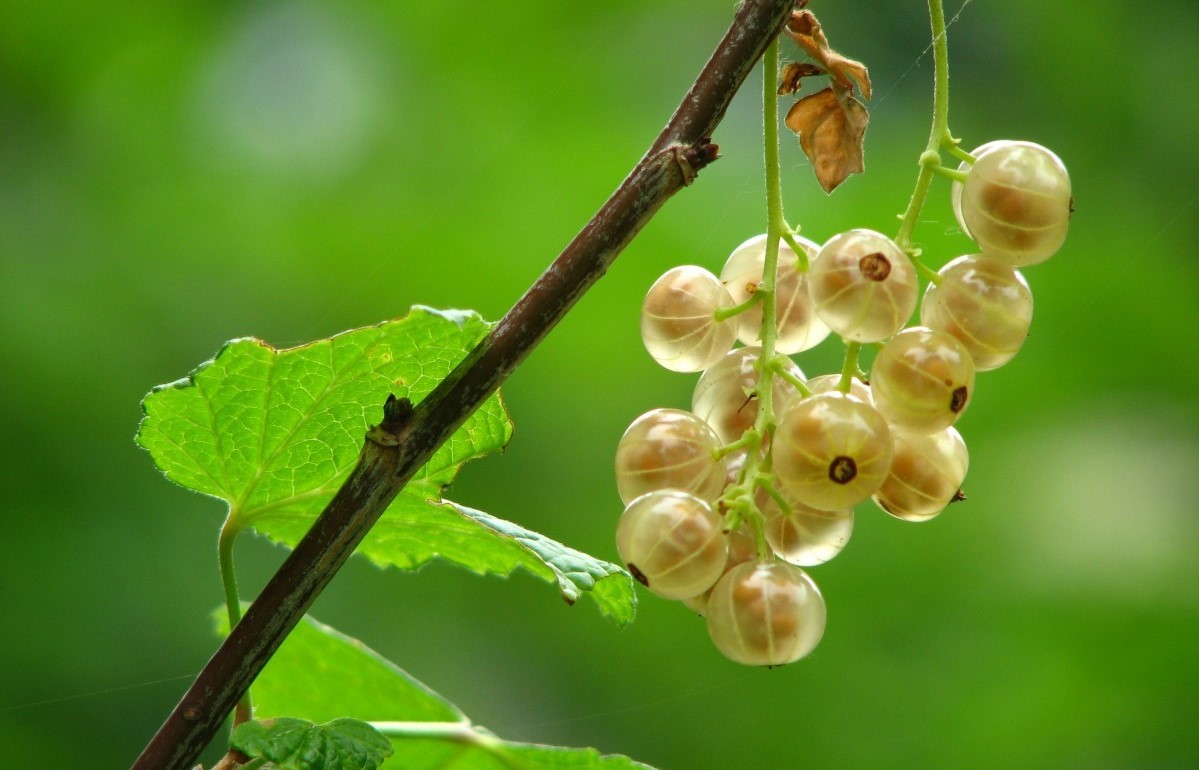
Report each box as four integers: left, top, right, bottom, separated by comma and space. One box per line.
956, 141, 1071, 266
803, 373, 873, 403
616, 490, 728, 600
641, 265, 739, 372
870, 327, 976, 434
921, 255, 1033, 371
706, 560, 826, 666
615, 408, 727, 505
720, 234, 830, 354
873, 426, 969, 522
762, 489, 854, 567
682, 526, 759, 615
691, 347, 804, 445
950, 139, 1005, 235
807, 229, 919, 342
772, 392, 894, 511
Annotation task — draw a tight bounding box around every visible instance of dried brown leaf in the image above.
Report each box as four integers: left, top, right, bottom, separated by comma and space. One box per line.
785, 10, 872, 99
777, 62, 825, 96
784, 86, 869, 193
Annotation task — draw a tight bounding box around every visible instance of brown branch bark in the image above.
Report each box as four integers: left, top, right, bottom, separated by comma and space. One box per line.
131, 2, 796, 768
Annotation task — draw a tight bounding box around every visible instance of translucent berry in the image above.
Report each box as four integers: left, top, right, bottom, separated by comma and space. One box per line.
772, 392, 894, 511
956, 141, 1071, 266
950, 139, 1005, 235
692, 347, 804, 444
720, 234, 830, 354
641, 266, 739, 372
616, 490, 728, 600
762, 487, 853, 567
615, 408, 727, 505
803, 373, 873, 403
921, 255, 1033, 370
807, 229, 918, 342
873, 426, 969, 522
682, 526, 759, 615
706, 560, 826, 666
870, 327, 976, 434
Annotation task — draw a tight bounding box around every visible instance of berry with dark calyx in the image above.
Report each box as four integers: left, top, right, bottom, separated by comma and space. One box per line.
956, 141, 1071, 266
873, 426, 969, 522
615, 408, 727, 505
720, 234, 830, 354
641, 266, 739, 372
870, 326, 976, 434
772, 392, 894, 511
706, 560, 826, 666
616, 490, 728, 600
807, 229, 918, 342
692, 346, 804, 444
921, 255, 1033, 371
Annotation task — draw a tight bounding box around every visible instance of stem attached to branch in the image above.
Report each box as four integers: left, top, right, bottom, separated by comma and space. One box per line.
130, 2, 796, 768
895, 0, 953, 256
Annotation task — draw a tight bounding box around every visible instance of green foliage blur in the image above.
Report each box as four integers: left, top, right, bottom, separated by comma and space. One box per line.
2, 0, 1197, 767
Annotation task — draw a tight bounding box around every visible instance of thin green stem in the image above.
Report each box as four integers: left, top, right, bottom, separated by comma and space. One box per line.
837, 342, 861, 393
931, 165, 968, 183
911, 255, 942, 284
895, 0, 953, 253
779, 230, 809, 272
722, 35, 789, 562
770, 356, 811, 397
371, 722, 537, 770
217, 515, 253, 726
945, 143, 975, 164
713, 289, 764, 321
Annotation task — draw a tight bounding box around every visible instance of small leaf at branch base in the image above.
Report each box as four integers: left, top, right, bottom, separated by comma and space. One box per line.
784, 87, 869, 193
230, 717, 393, 770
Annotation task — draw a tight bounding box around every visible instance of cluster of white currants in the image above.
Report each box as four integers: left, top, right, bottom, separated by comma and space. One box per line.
615, 140, 1071, 666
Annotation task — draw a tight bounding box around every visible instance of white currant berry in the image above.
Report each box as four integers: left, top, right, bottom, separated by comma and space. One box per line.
950, 139, 1006, 236
720, 234, 830, 354
706, 560, 826, 666
807, 229, 918, 342
615, 408, 727, 505
870, 327, 976, 434
641, 265, 739, 372
772, 392, 894, 511
957, 141, 1071, 266
682, 526, 759, 615
762, 487, 853, 567
692, 347, 804, 444
616, 490, 728, 600
873, 426, 969, 522
921, 255, 1033, 370
803, 373, 873, 403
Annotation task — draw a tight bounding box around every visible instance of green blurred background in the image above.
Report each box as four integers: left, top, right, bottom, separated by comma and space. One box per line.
3, 0, 1198, 767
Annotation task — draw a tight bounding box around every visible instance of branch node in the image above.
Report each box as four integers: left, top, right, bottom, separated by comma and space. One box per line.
672, 139, 720, 186
368, 394, 413, 446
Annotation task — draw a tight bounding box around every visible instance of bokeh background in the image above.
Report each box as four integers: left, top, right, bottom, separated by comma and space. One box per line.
3, 0, 1197, 767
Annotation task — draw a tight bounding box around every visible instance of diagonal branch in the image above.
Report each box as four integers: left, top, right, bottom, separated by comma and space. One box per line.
131, 1, 796, 768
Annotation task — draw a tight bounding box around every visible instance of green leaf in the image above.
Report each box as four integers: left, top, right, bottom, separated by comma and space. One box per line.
230, 717, 392, 770
137, 306, 509, 528
219, 611, 462, 724
240, 614, 656, 770
139, 306, 634, 622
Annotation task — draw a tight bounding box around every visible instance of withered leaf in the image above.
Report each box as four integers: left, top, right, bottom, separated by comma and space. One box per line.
785, 86, 869, 193
777, 62, 825, 96
786, 10, 872, 99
